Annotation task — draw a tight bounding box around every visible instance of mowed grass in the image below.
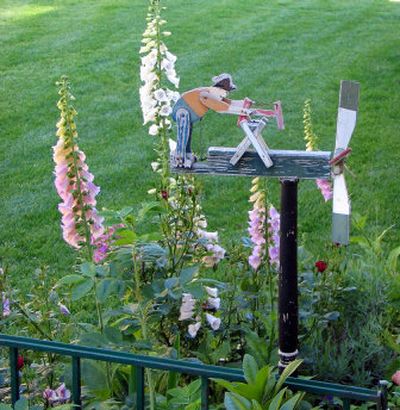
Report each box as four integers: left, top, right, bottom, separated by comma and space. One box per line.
1, 0, 399, 283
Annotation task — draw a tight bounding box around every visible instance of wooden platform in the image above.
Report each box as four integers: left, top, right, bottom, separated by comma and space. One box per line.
172, 147, 331, 179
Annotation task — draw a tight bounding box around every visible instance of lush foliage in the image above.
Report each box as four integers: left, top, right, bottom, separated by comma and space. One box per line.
1, 0, 400, 409
213, 356, 306, 410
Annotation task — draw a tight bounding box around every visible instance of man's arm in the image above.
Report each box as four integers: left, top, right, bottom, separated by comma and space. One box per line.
200, 91, 250, 115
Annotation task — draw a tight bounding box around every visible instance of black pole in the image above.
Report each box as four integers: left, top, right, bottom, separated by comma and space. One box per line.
278, 178, 299, 372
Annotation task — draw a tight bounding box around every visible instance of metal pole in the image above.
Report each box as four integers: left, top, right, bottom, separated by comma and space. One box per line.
72, 356, 82, 409
278, 178, 299, 372
10, 347, 20, 405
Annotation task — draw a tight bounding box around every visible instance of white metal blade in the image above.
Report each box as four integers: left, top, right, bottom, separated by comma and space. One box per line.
335, 107, 357, 150
332, 173, 350, 215
334, 80, 359, 151
332, 173, 351, 245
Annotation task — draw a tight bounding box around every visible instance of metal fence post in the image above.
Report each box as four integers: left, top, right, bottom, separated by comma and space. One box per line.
201, 376, 209, 410
278, 179, 299, 372
135, 366, 145, 410
10, 347, 20, 405
72, 356, 82, 408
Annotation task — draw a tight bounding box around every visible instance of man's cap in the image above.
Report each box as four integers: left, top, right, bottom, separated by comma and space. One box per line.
211, 73, 237, 90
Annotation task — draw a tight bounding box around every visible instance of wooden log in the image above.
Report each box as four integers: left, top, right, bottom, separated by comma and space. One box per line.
171, 147, 331, 179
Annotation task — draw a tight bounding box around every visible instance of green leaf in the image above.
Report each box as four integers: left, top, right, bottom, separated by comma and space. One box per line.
81, 360, 109, 399
388, 246, 400, 272
137, 201, 165, 221
104, 326, 122, 344
167, 334, 180, 391
243, 354, 259, 385
14, 398, 29, 410
71, 277, 94, 301
188, 378, 201, 396
96, 278, 116, 303
251, 400, 263, 410
57, 274, 85, 286
275, 360, 302, 395
114, 229, 137, 245
212, 378, 239, 393
225, 392, 251, 410
80, 261, 96, 277
180, 265, 199, 285
214, 378, 259, 401
324, 311, 340, 321
79, 332, 107, 347
280, 392, 305, 410
119, 207, 134, 218
165, 277, 179, 289
0, 404, 12, 410
253, 366, 272, 402
268, 388, 287, 410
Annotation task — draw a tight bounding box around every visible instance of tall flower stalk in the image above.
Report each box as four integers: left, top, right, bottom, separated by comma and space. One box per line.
248, 178, 267, 271
54, 76, 104, 261
139, 0, 225, 275
139, 0, 180, 185
303, 99, 333, 202
247, 178, 280, 270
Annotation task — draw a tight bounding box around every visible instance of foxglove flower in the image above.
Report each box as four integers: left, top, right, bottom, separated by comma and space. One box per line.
188, 321, 201, 338
248, 178, 266, 270
2, 294, 10, 317
303, 99, 333, 201
206, 297, 221, 310
206, 313, 221, 331
139, 2, 180, 131
392, 371, 400, 386
59, 303, 70, 316
267, 205, 280, 268
55, 383, 71, 403
92, 224, 123, 264
204, 286, 218, 298
179, 293, 196, 321
54, 77, 105, 254
43, 388, 58, 403
316, 179, 333, 202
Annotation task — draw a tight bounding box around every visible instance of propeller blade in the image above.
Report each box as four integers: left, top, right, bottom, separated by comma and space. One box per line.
332, 173, 351, 245
335, 81, 360, 151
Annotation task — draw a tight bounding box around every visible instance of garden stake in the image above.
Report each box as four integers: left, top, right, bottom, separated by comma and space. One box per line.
278, 179, 299, 371
171, 80, 360, 370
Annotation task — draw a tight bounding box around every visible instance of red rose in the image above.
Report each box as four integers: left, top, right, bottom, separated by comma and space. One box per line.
17, 355, 24, 370
315, 260, 328, 273
161, 190, 168, 200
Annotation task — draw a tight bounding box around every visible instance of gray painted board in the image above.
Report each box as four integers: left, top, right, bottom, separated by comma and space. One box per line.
171, 147, 331, 179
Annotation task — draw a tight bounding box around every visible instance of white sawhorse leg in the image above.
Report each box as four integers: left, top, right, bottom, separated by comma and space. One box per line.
230, 119, 273, 168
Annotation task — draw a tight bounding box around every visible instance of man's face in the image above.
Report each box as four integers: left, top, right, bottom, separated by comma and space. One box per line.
220, 79, 232, 92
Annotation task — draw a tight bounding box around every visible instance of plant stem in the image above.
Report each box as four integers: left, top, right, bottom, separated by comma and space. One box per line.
133, 250, 156, 410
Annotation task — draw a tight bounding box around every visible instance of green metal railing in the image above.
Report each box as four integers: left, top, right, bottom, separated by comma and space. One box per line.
0, 334, 388, 409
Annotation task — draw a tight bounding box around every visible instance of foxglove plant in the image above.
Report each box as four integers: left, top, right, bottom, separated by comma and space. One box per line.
0, 267, 10, 317
248, 177, 267, 271
179, 286, 222, 338
139, 0, 180, 182
267, 205, 280, 268
139, 1, 225, 275
54, 76, 105, 261
303, 99, 333, 202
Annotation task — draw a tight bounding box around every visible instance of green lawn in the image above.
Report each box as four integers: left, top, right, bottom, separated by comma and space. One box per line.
1, 0, 399, 282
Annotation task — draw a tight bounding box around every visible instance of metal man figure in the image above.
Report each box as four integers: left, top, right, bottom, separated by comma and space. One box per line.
171, 73, 251, 168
